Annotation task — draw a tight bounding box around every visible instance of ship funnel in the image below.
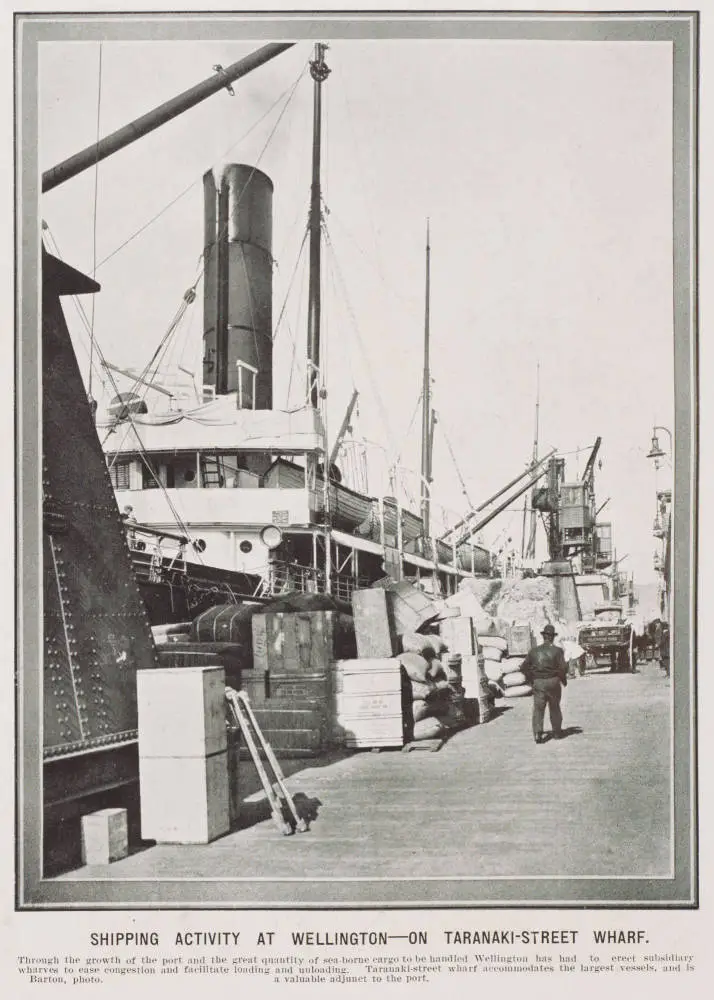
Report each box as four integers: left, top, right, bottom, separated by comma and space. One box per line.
202, 164, 273, 408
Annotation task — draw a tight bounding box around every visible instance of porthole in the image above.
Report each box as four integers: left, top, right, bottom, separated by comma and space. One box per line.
239, 540, 253, 554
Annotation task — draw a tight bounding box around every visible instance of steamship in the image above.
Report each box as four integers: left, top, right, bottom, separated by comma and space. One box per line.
94, 46, 492, 624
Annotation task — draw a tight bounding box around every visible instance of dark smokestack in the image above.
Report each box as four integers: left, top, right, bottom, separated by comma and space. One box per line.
202, 163, 273, 408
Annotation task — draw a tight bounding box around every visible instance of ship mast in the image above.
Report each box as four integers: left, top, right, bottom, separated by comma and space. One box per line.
522, 362, 540, 559
306, 43, 330, 408
420, 221, 432, 549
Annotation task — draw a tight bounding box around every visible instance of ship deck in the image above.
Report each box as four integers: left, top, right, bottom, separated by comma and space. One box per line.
55, 660, 672, 905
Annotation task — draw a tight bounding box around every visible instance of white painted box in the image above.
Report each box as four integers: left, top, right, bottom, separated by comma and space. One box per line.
340, 715, 404, 748
332, 658, 400, 695
139, 752, 229, 844
137, 666, 227, 758
439, 615, 475, 655
81, 808, 128, 865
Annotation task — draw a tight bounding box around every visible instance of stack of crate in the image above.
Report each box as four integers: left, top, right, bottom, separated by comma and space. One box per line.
329, 589, 406, 749
245, 611, 336, 757
136, 666, 230, 843
331, 658, 406, 748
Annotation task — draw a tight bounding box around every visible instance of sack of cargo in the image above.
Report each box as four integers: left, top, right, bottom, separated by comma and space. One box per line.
426, 660, 446, 683
412, 717, 447, 741
400, 632, 436, 658
502, 655, 525, 672
502, 670, 527, 688
399, 651, 431, 684
483, 659, 504, 682
434, 702, 467, 730
503, 683, 532, 698
426, 679, 452, 701
478, 635, 508, 654
408, 677, 435, 701
422, 634, 448, 656
412, 698, 432, 723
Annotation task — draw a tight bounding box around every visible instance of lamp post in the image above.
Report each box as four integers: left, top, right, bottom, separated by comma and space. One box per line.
646, 425, 672, 468
645, 424, 672, 623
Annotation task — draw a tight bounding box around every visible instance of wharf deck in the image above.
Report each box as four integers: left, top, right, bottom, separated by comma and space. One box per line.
56, 661, 673, 904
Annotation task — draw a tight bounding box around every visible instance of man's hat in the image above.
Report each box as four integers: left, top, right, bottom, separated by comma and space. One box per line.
541, 624, 557, 637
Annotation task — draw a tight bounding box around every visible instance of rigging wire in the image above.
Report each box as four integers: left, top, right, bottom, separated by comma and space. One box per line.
93, 60, 309, 272
87, 42, 103, 399
124, 69, 305, 406
321, 226, 398, 468
43, 222, 126, 408
285, 250, 309, 407
436, 411, 476, 512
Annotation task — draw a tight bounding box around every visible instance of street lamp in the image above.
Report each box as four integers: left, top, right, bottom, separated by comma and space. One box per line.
646, 425, 673, 465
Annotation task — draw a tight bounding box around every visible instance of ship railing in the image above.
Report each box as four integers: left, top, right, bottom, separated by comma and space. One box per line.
123, 521, 191, 574
265, 559, 368, 602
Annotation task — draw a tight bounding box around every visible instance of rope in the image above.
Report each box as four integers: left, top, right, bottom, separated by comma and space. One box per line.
94, 61, 308, 272
437, 411, 476, 511
322, 227, 398, 466
87, 42, 103, 398
285, 251, 309, 407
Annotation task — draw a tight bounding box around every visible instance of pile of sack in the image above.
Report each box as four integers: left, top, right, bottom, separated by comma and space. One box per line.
397, 632, 468, 742
479, 631, 533, 700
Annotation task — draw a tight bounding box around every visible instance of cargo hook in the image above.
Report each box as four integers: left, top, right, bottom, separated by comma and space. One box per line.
212, 64, 235, 97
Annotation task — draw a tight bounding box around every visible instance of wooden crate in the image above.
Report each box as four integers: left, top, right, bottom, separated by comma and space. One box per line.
381, 581, 439, 635
340, 715, 405, 749
136, 666, 227, 758
252, 611, 337, 674
81, 808, 128, 865
332, 658, 399, 696
507, 622, 535, 656
139, 751, 229, 844
332, 659, 404, 748
334, 690, 403, 718
351, 589, 397, 658
460, 653, 491, 700
439, 615, 475, 655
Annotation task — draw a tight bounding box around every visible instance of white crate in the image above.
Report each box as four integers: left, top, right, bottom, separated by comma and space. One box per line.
81, 808, 128, 865
335, 690, 403, 719
332, 658, 400, 695
439, 615, 475, 655
341, 715, 404, 748
139, 752, 229, 844
137, 666, 227, 758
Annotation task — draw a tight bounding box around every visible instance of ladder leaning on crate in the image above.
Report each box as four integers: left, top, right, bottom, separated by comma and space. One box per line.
225, 687, 308, 836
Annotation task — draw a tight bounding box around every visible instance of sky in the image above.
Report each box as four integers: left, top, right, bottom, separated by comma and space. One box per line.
38, 35, 675, 585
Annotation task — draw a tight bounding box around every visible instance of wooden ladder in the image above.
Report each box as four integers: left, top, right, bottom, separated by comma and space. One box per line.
225, 688, 307, 836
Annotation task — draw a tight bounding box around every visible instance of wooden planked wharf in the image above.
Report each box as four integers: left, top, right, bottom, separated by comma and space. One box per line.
58, 660, 671, 888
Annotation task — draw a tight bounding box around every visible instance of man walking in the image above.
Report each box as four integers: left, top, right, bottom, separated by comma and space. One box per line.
521, 624, 568, 744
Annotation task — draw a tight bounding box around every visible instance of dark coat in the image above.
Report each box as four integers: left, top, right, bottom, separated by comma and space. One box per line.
522, 642, 568, 685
